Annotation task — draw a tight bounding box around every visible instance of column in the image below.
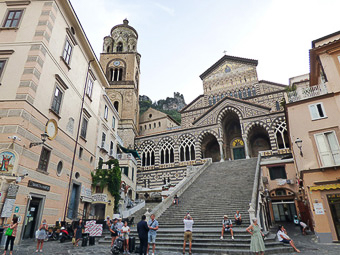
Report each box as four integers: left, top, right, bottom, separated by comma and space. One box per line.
218, 140, 225, 162
243, 136, 250, 159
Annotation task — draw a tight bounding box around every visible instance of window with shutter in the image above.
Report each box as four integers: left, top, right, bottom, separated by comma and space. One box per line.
309, 103, 326, 120
315, 131, 340, 166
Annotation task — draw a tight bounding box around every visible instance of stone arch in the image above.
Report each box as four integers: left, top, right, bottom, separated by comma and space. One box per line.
217, 106, 243, 125
271, 117, 289, 150
157, 137, 175, 165
139, 140, 156, 167
218, 107, 244, 160
106, 58, 126, 82
246, 123, 271, 157
198, 130, 220, 162
107, 91, 123, 117
177, 134, 196, 162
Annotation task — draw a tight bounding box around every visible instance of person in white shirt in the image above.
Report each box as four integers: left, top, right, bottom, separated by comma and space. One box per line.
122, 221, 130, 255
299, 221, 308, 235
183, 214, 194, 255
277, 225, 300, 253
220, 215, 234, 240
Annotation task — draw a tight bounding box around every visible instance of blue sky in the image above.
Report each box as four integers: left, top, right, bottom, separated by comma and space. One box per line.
70, 0, 340, 103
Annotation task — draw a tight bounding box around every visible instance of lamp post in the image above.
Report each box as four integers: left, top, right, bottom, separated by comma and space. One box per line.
29, 132, 49, 148
295, 138, 303, 157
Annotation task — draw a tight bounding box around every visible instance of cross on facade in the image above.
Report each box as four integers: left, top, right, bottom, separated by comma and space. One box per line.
223, 50, 227, 55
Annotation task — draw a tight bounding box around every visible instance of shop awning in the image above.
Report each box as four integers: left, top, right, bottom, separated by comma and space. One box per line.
310, 183, 340, 191
118, 145, 140, 159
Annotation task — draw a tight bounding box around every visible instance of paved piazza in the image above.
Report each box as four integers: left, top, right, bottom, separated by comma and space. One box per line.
7, 224, 340, 255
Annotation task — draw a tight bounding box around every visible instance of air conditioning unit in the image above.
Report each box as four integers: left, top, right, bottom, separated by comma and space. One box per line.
262, 176, 268, 184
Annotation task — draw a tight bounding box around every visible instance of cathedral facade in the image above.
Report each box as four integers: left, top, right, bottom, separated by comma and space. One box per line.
100, 21, 290, 189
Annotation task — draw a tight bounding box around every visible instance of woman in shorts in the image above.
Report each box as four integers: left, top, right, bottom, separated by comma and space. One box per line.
121, 221, 130, 254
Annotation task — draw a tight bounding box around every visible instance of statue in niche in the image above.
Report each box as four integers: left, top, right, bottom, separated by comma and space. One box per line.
0, 151, 15, 172
66, 117, 74, 134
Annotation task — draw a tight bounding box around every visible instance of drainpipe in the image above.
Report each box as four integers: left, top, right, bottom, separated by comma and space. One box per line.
63, 59, 94, 221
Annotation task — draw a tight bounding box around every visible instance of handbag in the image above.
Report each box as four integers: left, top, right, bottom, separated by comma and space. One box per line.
72, 237, 76, 244
5, 228, 13, 236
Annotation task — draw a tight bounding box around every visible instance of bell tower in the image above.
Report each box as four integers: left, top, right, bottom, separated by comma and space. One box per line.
100, 19, 140, 148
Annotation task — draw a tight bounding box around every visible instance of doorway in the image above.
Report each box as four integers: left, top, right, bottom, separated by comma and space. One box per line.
327, 194, 340, 240
67, 183, 81, 220
23, 197, 43, 239
272, 201, 297, 222
231, 138, 245, 160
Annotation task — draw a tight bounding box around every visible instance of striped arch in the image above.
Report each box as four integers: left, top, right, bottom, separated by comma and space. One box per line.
139, 140, 156, 167
217, 106, 243, 125
271, 117, 289, 150
197, 130, 219, 143
177, 133, 197, 162
157, 137, 175, 165
244, 121, 270, 138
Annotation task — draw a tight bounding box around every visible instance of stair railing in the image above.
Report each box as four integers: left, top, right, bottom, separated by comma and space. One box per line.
248, 152, 262, 222
150, 159, 212, 219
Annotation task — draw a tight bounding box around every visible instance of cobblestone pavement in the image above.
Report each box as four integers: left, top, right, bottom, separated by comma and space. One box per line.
2, 223, 340, 255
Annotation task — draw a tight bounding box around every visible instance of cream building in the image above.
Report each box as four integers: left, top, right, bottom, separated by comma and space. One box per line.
139, 107, 180, 136
286, 31, 340, 242
0, 0, 121, 242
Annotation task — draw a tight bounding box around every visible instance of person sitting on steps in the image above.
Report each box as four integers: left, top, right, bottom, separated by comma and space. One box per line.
220, 215, 234, 240
277, 225, 300, 253
234, 210, 242, 225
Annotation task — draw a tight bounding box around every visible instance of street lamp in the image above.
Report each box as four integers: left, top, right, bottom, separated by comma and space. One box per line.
295, 138, 303, 157
29, 132, 49, 148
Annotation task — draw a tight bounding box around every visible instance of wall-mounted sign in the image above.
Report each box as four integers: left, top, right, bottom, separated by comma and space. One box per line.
14, 206, 19, 213
28, 180, 50, 191
7, 184, 19, 199
92, 193, 108, 203
314, 202, 325, 215
1, 198, 15, 218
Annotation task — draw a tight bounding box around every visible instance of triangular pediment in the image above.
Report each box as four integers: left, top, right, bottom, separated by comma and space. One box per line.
192, 96, 270, 127
200, 55, 258, 81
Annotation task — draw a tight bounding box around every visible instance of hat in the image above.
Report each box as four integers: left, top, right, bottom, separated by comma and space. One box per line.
224, 215, 228, 218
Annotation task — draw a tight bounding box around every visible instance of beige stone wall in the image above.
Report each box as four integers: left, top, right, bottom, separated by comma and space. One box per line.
0, 0, 113, 242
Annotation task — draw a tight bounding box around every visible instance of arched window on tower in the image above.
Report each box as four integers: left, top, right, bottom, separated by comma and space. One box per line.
209, 97, 212, 106
213, 96, 216, 104
234, 91, 238, 98
276, 101, 280, 111
217, 95, 220, 101
117, 42, 123, 52
247, 88, 252, 97
112, 68, 123, 81
114, 101, 119, 112
229, 92, 233, 97
252, 87, 256, 96
243, 89, 247, 98
238, 90, 242, 99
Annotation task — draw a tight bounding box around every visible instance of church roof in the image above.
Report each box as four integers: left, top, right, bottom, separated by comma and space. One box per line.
180, 95, 204, 113
199, 55, 258, 80
258, 80, 287, 88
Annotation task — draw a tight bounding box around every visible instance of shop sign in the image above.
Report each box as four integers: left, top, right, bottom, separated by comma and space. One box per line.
28, 180, 50, 191
92, 193, 108, 203
313, 202, 325, 215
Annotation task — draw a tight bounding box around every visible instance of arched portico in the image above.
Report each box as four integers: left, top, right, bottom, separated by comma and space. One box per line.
219, 109, 246, 160
200, 133, 220, 162
247, 124, 271, 157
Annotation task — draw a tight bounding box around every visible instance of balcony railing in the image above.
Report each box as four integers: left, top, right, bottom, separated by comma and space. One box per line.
117, 153, 137, 165
287, 83, 328, 103
100, 141, 110, 153
116, 134, 124, 146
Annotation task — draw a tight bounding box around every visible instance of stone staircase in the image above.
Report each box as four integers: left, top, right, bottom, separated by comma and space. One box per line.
100, 158, 292, 254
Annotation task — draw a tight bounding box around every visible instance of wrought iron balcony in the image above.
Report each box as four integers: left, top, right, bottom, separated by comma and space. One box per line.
117, 153, 137, 165
287, 83, 328, 103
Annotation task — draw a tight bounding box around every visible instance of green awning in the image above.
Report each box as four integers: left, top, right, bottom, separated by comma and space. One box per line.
119, 145, 140, 159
